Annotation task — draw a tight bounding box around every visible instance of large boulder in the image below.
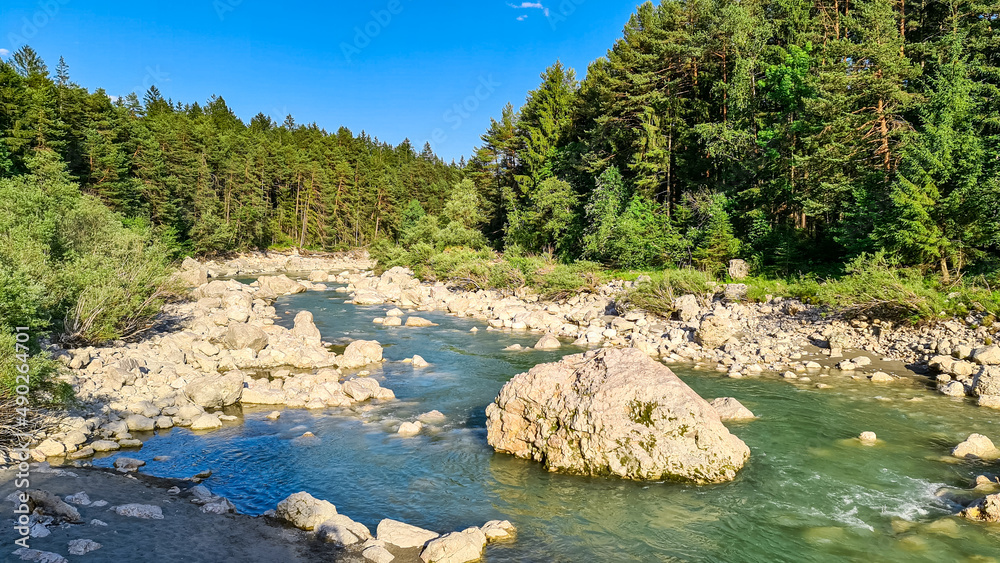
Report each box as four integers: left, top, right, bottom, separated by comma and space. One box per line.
316, 514, 372, 546
338, 340, 384, 369
185, 373, 244, 408
275, 492, 338, 531
695, 315, 735, 350
485, 348, 750, 484
728, 259, 749, 280
291, 311, 322, 344
222, 323, 269, 353
255, 274, 307, 296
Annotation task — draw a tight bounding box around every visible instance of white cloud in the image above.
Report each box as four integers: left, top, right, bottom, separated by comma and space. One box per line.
509, 2, 549, 17
0, 49, 9, 57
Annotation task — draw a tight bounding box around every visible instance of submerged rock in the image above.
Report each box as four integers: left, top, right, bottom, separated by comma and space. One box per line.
709, 397, 756, 421
485, 348, 750, 484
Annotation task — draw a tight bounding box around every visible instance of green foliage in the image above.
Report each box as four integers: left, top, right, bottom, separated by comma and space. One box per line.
618, 269, 716, 316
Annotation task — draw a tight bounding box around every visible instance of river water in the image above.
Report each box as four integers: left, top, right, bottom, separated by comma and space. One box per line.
91, 287, 1000, 561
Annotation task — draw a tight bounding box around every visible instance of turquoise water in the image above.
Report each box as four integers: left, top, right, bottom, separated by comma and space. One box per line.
91, 288, 1000, 562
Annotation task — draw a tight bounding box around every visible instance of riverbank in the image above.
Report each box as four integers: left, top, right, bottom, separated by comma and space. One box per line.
0, 464, 346, 562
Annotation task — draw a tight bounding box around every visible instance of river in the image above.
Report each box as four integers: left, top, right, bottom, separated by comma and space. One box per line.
90, 285, 1000, 561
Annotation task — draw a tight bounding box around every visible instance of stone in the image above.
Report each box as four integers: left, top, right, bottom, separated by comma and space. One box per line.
386, 308, 404, 317
89, 440, 120, 452
185, 373, 243, 408
480, 520, 516, 542
383, 317, 402, 327
673, 294, 701, 322
978, 395, 1000, 410
485, 348, 750, 484
728, 259, 749, 280
972, 345, 1000, 366
291, 311, 322, 344
266, 411, 282, 420
939, 381, 967, 397
362, 545, 395, 563
973, 366, 1000, 397
12, 549, 68, 563
696, 315, 734, 350
35, 439, 65, 458
952, 434, 1000, 460
534, 334, 561, 350
67, 539, 102, 555
342, 377, 381, 402
398, 421, 423, 437
189, 413, 223, 431
961, 494, 1000, 522
869, 372, 894, 383
317, 514, 372, 546
25, 490, 81, 523
114, 503, 164, 519
377, 518, 440, 549
412, 355, 430, 368
275, 492, 338, 531
417, 410, 447, 424
201, 498, 237, 514
723, 284, 748, 302
339, 340, 384, 369
125, 414, 156, 432
709, 397, 756, 421
64, 492, 91, 506
255, 274, 306, 295
859, 432, 878, 445
222, 323, 269, 352
405, 316, 436, 327
113, 457, 146, 472
420, 527, 487, 563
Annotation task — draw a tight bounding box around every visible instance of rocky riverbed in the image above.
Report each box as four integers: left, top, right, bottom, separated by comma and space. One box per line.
6, 250, 1000, 562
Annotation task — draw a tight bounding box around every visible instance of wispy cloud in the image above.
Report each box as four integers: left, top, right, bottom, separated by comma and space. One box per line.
0, 49, 9, 57
509, 2, 549, 18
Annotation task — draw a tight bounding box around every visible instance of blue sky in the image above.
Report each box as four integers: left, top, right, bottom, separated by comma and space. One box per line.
0, 0, 642, 163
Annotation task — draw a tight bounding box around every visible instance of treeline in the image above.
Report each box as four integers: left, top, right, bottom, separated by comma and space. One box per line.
459, 0, 1000, 279
0, 46, 462, 255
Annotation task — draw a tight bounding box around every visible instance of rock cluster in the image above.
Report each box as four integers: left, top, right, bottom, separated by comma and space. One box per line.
485, 348, 750, 483
273, 492, 516, 563
25, 256, 394, 463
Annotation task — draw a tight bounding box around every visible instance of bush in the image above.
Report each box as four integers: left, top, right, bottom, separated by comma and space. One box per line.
618, 268, 716, 315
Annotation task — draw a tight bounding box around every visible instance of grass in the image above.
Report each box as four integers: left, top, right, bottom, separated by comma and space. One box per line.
374, 242, 1000, 324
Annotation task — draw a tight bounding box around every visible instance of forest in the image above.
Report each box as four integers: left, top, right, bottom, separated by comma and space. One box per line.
456, 0, 1000, 280
2, 0, 1000, 386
